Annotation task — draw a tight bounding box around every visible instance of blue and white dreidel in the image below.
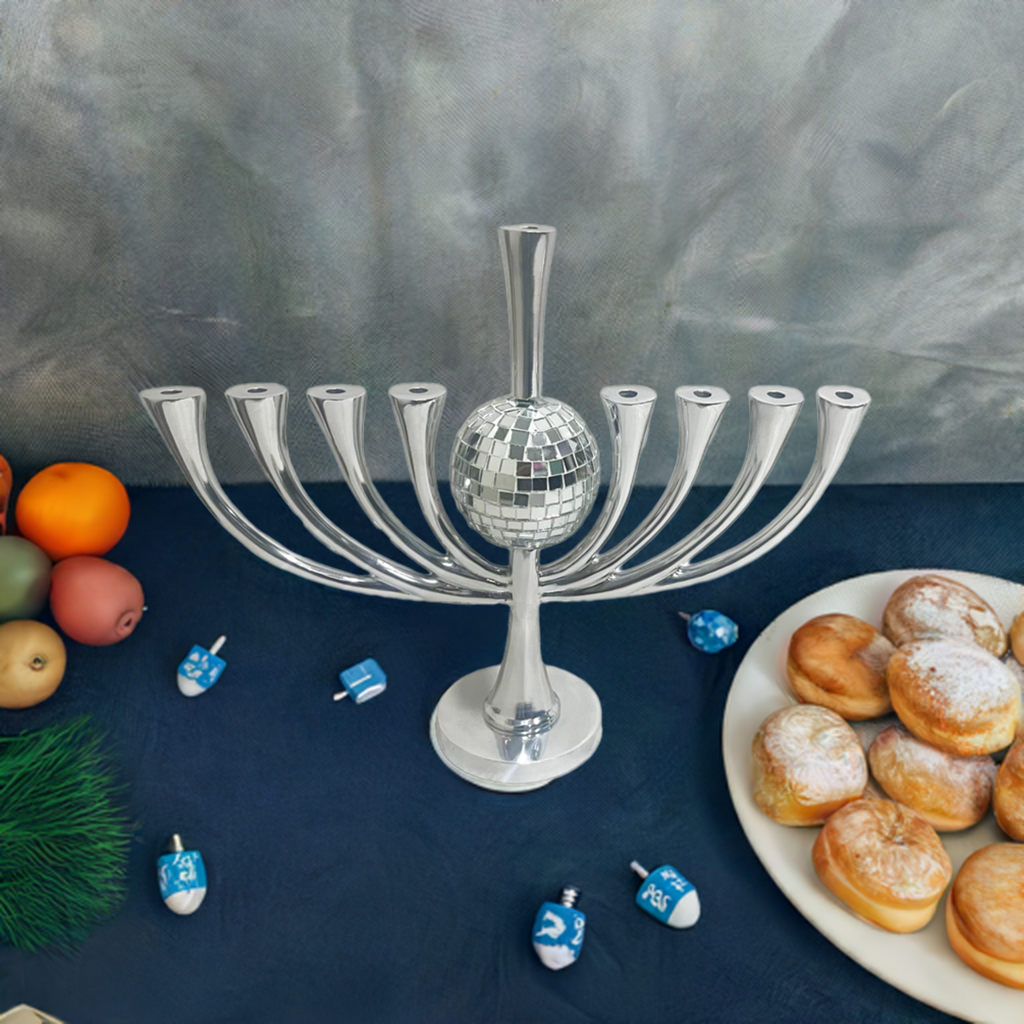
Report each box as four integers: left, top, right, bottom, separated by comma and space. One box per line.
679, 610, 738, 653
157, 834, 207, 915
177, 635, 227, 696
532, 886, 585, 970
631, 861, 700, 929
333, 658, 387, 704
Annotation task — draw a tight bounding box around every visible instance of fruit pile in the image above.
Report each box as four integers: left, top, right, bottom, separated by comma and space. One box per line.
0, 461, 144, 709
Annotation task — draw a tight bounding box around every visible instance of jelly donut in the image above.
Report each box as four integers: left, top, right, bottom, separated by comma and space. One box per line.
751, 703, 867, 826
946, 843, 1024, 989
882, 574, 1007, 656
886, 638, 1020, 756
868, 723, 996, 832
812, 797, 952, 933
786, 613, 895, 720
993, 740, 1024, 841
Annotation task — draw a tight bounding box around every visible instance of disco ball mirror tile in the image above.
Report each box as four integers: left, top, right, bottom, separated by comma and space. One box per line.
450, 396, 600, 549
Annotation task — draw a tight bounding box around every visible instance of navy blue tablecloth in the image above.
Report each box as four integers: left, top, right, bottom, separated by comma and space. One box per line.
2, 481, 1018, 1024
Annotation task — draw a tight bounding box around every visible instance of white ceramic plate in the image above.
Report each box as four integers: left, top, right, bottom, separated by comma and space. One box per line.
722, 569, 1024, 1024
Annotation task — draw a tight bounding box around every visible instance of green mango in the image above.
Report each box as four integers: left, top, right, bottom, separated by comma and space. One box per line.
0, 536, 52, 621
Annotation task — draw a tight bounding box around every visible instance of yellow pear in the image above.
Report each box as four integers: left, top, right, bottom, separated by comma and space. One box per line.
0, 619, 67, 708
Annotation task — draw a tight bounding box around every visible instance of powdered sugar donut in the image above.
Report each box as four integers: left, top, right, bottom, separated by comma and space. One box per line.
886, 638, 1020, 756
868, 723, 996, 831
751, 703, 867, 826
812, 797, 952, 933
882, 574, 1007, 656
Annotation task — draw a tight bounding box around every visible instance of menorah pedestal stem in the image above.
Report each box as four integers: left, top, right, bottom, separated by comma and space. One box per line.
429, 549, 602, 791
429, 666, 602, 791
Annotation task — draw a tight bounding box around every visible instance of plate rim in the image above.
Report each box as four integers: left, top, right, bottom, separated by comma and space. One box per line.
722, 568, 1024, 1024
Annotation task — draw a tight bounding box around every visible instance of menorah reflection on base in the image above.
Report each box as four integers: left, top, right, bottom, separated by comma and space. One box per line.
140, 225, 870, 792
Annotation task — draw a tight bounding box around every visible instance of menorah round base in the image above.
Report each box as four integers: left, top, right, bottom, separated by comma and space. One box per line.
429, 666, 602, 792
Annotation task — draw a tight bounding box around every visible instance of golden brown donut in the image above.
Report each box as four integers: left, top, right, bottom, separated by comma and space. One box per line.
812, 797, 952, 933
1011, 609, 1024, 665
886, 638, 1020, 756
993, 740, 1024, 841
882, 574, 1007, 656
946, 843, 1024, 988
751, 703, 867, 826
999, 653, 1024, 741
786, 613, 894, 720
867, 723, 996, 831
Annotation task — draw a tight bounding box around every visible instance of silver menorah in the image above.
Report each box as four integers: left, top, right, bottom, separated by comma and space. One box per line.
140, 224, 870, 792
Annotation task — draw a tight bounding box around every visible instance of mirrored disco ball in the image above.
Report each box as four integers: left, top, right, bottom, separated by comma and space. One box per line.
450, 396, 600, 549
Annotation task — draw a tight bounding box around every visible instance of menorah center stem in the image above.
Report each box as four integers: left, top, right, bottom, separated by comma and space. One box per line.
483, 548, 560, 736
501, 224, 555, 401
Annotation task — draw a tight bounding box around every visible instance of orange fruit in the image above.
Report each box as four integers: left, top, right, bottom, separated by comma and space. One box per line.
15, 462, 130, 561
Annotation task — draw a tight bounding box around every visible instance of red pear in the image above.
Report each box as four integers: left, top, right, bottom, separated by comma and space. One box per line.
50, 556, 144, 646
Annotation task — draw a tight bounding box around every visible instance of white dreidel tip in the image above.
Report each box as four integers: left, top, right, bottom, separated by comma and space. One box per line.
631, 861, 700, 929
177, 635, 227, 696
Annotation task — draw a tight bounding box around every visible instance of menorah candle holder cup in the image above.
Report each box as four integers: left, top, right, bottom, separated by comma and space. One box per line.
140, 224, 870, 792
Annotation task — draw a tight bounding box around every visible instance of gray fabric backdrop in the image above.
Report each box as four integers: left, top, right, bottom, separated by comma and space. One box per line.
3, 0, 1023, 486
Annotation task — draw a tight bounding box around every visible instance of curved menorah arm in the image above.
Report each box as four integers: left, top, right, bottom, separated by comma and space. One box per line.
545, 385, 804, 597
306, 384, 508, 592
138, 386, 476, 604
555, 386, 871, 601
388, 382, 507, 579
224, 383, 502, 602
541, 385, 730, 588
541, 385, 656, 581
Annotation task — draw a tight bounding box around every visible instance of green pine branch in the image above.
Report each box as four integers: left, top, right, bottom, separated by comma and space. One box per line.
0, 717, 132, 951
